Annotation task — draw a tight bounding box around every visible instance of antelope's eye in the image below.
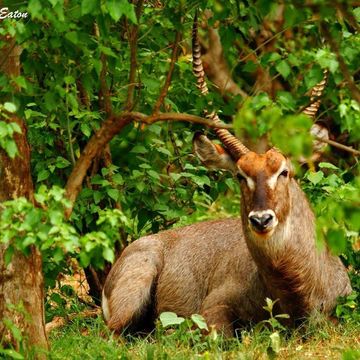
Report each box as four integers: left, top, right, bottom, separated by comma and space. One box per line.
279, 169, 288, 177
237, 173, 245, 181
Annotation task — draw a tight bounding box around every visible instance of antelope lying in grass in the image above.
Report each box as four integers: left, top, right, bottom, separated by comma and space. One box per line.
101, 14, 352, 336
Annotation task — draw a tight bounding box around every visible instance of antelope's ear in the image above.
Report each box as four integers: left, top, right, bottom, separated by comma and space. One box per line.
193, 132, 238, 173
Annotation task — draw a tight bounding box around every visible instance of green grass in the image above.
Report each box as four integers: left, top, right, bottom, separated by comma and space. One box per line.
48, 315, 360, 360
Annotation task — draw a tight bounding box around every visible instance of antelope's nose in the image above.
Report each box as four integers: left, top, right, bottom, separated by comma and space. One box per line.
248, 212, 274, 232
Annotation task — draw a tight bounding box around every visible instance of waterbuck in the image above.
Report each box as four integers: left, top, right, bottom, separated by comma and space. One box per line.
101, 14, 352, 336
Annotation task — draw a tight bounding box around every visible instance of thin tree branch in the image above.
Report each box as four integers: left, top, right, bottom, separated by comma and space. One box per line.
168, 122, 185, 172
314, 136, 360, 156
63, 107, 358, 218
125, 0, 144, 111
76, 79, 90, 109
138, 112, 233, 128
0, 42, 16, 71
64, 111, 232, 218
45, 308, 101, 334
95, 23, 112, 115
65, 83, 76, 166
153, 30, 182, 114
321, 22, 360, 104
335, 1, 360, 32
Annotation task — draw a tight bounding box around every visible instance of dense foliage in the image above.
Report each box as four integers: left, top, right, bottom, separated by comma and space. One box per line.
0, 0, 359, 350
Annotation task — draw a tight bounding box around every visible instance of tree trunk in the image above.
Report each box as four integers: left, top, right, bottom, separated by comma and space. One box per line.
0, 35, 48, 355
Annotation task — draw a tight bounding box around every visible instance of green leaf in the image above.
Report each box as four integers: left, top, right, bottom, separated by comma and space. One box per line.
112, 174, 124, 185
277, 91, 296, 111
64, 76, 75, 85
53, 247, 64, 263
106, 0, 122, 21
28, 0, 42, 18
327, 229, 346, 254
305, 65, 323, 90
103, 247, 114, 263
10, 122, 22, 134
4, 246, 14, 266
0, 122, 8, 137
157, 147, 172, 156
93, 191, 102, 204
80, 123, 92, 137
3, 102, 17, 113
147, 170, 160, 180
131, 145, 148, 154
288, 54, 300, 66
265, 297, 274, 312
106, 0, 136, 22
315, 49, 338, 73
23, 236, 37, 247
0, 349, 24, 360
242, 60, 257, 73
276, 60, 291, 79
342, 349, 360, 360
99, 46, 117, 58
55, 156, 71, 169
135, 182, 145, 192
81, 0, 99, 15
307, 171, 324, 185
318, 162, 338, 170
275, 313, 290, 319
3, 318, 22, 342
270, 331, 281, 353
79, 251, 90, 268
4, 141, 18, 159
354, 8, 360, 22
65, 32, 79, 45
159, 312, 185, 328
37, 169, 50, 182
191, 314, 208, 331
107, 189, 120, 201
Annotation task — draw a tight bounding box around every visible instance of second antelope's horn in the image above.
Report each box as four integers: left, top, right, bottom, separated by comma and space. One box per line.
192, 11, 250, 159
302, 70, 329, 119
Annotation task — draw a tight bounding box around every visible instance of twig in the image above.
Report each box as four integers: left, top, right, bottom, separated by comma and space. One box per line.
101, 144, 123, 211
321, 22, 360, 104
65, 83, 76, 165
45, 308, 102, 334
335, 1, 360, 32
168, 122, 185, 172
0, 44, 16, 71
237, 24, 297, 64
139, 112, 233, 128
76, 79, 90, 109
153, 30, 182, 113
125, 0, 144, 111
314, 135, 360, 156
95, 23, 112, 115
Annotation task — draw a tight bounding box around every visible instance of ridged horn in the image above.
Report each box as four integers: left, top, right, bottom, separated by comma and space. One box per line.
192, 11, 249, 159
302, 70, 329, 119
192, 11, 209, 96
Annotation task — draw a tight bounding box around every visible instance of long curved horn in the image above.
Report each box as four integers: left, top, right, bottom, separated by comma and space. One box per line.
192, 11, 250, 159
302, 70, 328, 119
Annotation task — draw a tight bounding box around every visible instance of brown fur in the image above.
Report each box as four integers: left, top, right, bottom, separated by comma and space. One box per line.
102, 142, 352, 335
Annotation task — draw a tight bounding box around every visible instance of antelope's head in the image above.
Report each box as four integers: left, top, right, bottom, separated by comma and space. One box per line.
194, 133, 293, 238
